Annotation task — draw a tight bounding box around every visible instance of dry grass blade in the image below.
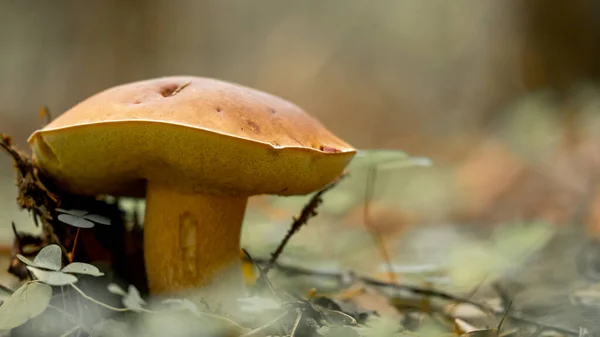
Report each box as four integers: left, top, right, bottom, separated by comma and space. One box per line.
363, 165, 396, 283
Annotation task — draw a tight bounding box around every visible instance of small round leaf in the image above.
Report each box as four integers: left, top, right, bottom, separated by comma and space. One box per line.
56, 208, 89, 217
83, 214, 111, 226
26, 266, 78, 286
58, 214, 95, 228
0, 282, 52, 329
61, 262, 105, 277
107, 283, 127, 296
16, 254, 40, 269
32, 244, 62, 271
122, 285, 146, 312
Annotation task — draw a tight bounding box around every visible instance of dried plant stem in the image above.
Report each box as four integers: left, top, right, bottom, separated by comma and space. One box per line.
289, 311, 303, 337
363, 165, 396, 282
239, 311, 289, 337
263, 173, 348, 274
68, 228, 81, 263
58, 324, 80, 337
250, 258, 580, 337
69, 284, 130, 312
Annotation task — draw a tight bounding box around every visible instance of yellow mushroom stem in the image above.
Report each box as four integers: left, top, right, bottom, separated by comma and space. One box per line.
143, 180, 249, 301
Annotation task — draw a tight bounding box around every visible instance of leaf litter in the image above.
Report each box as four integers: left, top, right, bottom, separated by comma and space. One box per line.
0, 131, 596, 337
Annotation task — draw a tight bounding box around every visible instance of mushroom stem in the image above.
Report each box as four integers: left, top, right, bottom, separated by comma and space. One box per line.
143, 180, 248, 302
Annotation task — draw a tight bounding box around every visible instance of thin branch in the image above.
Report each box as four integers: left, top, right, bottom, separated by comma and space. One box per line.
242, 248, 281, 301
239, 311, 289, 337
58, 324, 81, 337
263, 173, 348, 274
496, 300, 512, 332
249, 258, 580, 336
289, 311, 303, 337
39, 106, 52, 125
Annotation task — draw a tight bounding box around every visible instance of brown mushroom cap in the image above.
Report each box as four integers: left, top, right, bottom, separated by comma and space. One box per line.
28, 76, 356, 197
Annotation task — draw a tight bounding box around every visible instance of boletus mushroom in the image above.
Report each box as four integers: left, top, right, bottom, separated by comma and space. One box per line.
28, 76, 356, 306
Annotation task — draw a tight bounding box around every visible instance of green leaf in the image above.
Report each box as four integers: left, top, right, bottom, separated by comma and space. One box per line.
26, 267, 78, 286
353, 149, 410, 167
83, 214, 111, 226
56, 208, 112, 227
449, 242, 508, 289
448, 221, 554, 289
58, 214, 95, 228
19, 244, 63, 271
61, 262, 105, 277
0, 282, 52, 329
120, 285, 146, 312
107, 283, 127, 296
490, 220, 555, 261
56, 208, 88, 217
16, 254, 39, 269
376, 156, 433, 171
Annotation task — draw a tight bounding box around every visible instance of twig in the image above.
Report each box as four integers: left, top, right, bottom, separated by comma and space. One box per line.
289, 311, 303, 337
492, 282, 513, 314
58, 324, 80, 337
263, 173, 347, 274
239, 311, 289, 337
1, 134, 70, 269
249, 258, 581, 336
242, 248, 281, 302
497, 300, 512, 332
0, 134, 26, 174
39, 106, 52, 125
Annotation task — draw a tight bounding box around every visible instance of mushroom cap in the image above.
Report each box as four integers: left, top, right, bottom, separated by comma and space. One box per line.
28, 76, 356, 197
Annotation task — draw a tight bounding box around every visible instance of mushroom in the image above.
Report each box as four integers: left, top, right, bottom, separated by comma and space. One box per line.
28, 76, 356, 305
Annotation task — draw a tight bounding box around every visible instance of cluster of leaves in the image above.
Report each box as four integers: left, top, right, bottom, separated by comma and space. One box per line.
1, 244, 102, 330
0, 242, 374, 336
55, 208, 111, 229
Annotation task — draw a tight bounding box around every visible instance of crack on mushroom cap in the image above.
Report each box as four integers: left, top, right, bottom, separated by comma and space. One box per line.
319, 145, 342, 153
160, 84, 180, 97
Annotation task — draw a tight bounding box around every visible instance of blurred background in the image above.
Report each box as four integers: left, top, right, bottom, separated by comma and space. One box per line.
2, 0, 600, 317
